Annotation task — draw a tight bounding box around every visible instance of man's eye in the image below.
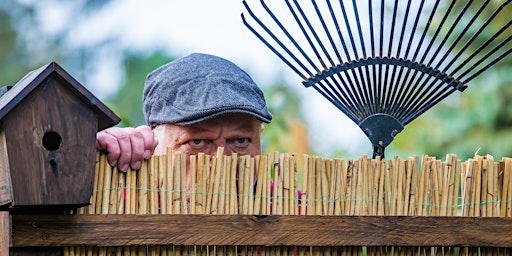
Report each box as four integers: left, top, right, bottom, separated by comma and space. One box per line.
191, 139, 203, 145
236, 138, 247, 144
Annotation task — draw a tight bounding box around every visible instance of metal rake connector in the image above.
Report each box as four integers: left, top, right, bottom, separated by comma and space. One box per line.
242, 0, 511, 158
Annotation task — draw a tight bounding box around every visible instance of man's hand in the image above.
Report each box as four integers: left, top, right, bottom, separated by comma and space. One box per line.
96, 125, 158, 172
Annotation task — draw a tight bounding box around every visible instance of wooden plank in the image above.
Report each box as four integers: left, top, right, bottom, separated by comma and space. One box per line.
11, 214, 512, 247
0, 211, 8, 255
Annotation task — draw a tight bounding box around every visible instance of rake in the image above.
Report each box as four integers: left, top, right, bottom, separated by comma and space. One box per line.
241, 0, 512, 158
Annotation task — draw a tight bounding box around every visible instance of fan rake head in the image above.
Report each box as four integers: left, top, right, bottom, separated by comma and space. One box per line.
241, 0, 512, 158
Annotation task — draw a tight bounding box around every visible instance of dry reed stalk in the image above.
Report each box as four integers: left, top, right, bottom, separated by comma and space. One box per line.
481, 156, 489, 217
290, 154, 298, 215
236, 156, 244, 214
95, 153, 106, 214
320, 157, 329, 215
158, 155, 166, 215
137, 159, 148, 215
229, 153, 238, 215
274, 153, 283, 215
427, 160, 444, 216
440, 154, 457, 216
368, 158, 378, 216
108, 166, 119, 215
473, 156, 482, 217
116, 171, 125, 214
125, 168, 132, 214
149, 156, 158, 214
217, 155, 227, 215
307, 156, 316, 216
506, 158, 512, 217
179, 153, 187, 214
452, 160, 461, 217
384, 159, 393, 216
397, 159, 406, 216
314, 157, 322, 215
88, 151, 101, 214
403, 158, 413, 216
189, 155, 197, 215
248, 156, 255, 215
358, 156, 368, 215
377, 159, 386, 216
333, 159, 346, 215
408, 156, 419, 216
173, 152, 182, 214
328, 159, 336, 216
254, 155, 265, 214
387, 157, 397, 216
282, 153, 290, 215
300, 154, 309, 216
244, 155, 253, 214
166, 148, 174, 214
490, 157, 499, 217
196, 153, 205, 214
265, 153, 272, 215
462, 159, 474, 217
346, 160, 356, 215
416, 156, 429, 216
101, 154, 112, 215
128, 169, 137, 214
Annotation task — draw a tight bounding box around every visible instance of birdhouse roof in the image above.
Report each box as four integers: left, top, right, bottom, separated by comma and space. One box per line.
0, 61, 120, 130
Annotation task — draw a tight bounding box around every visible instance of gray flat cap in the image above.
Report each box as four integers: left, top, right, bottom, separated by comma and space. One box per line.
143, 53, 272, 127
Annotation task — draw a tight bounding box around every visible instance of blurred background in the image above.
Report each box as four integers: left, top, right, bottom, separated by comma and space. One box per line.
1, 0, 511, 161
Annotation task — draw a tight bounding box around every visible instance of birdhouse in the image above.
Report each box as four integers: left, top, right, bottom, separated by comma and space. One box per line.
0, 61, 120, 210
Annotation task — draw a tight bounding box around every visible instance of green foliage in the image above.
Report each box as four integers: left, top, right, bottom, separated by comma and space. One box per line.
105, 51, 175, 127
389, 2, 512, 160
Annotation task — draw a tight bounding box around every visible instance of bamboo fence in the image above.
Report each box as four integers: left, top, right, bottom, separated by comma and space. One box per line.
64, 149, 512, 255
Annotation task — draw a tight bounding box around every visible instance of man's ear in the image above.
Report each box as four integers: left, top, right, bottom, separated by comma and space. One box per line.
260, 123, 265, 133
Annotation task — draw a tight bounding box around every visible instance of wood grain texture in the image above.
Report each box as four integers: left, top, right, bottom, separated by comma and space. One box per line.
11, 214, 512, 247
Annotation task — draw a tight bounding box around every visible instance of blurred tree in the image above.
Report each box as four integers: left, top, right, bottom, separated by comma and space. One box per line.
0, 0, 112, 86
388, 1, 512, 160
105, 50, 175, 127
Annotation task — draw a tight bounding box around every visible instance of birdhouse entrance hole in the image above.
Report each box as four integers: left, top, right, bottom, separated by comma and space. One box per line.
42, 131, 62, 151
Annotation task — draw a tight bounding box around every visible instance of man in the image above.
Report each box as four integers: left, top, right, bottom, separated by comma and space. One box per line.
96, 53, 272, 171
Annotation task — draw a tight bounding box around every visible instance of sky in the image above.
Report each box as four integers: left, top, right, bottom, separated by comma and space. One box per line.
43, 0, 372, 157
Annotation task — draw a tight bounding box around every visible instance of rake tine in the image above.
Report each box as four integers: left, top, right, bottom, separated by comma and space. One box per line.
368, 0, 379, 114
313, 82, 361, 123
448, 1, 511, 75
393, 0, 436, 118
390, 0, 426, 119
461, 42, 512, 84
241, 4, 309, 80
284, 0, 369, 117
411, 0, 441, 62
309, 0, 338, 67
382, 0, 399, 113
404, 0, 464, 112
334, 0, 371, 117
403, 78, 453, 124
433, 1, 491, 71
349, 0, 375, 116
325, 0, 372, 116
428, 1, 475, 68
242, 0, 511, 157
261, 0, 322, 74
403, 87, 457, 126
283, 0, 368, 116
398, 0, 458, 118
387, 0, 413, 117
377, 0, 385, 113
452, 20, 512, 76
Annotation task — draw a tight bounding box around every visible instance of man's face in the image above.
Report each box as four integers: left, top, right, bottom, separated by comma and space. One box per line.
152, 113, 263, 157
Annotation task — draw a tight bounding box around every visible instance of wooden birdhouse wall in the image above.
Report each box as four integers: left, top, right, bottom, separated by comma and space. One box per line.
0, 73, 97, 207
